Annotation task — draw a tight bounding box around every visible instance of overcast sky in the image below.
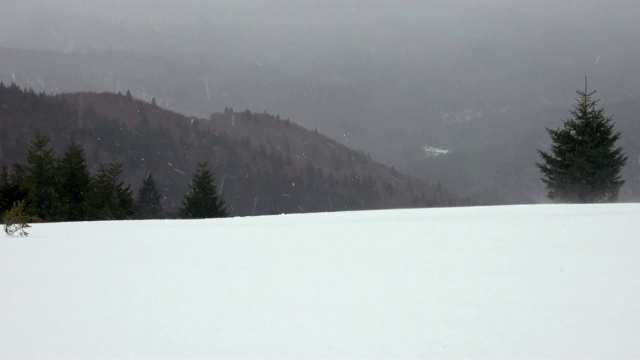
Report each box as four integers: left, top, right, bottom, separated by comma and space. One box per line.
4, 0, 638, 55
1, 0, 639, 201
3, 0, 638, 111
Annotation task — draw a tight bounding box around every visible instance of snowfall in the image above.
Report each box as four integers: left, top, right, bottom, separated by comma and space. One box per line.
1, 204, 639, 358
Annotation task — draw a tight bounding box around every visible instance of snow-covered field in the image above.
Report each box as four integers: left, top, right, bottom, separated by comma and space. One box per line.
1, 204, 639, 358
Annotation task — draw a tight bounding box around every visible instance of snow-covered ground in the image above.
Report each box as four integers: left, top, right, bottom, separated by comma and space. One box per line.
1, 204, 639, 358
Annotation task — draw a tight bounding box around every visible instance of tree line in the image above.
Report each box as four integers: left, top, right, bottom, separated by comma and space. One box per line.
1, 83, 456, 215
1, 133, 227, 223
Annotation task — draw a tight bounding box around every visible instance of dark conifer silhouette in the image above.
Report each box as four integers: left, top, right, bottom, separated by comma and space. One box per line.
58, 138, 92, 221
0, 165, 28, 221
537, 80, 628, 202
137, 171, 164, 219
179, 162, 228, 219
89, 162, 136, 220
24, 133, 60, 221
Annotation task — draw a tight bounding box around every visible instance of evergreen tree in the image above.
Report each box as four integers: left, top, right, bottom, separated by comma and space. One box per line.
137, 171, 164, 219
0, 166, 11, 215
0, 165, 28, 221
88, 162, 136, 220
58, 138, 91, 221
537, 81, 628, 203
179, 162, 228, 218
24, 133, 60, 221
3, 199, 37, 237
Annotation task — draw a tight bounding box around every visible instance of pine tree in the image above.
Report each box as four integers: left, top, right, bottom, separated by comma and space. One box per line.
58, 138, 91, 221
179, 162, 228, 219
24, 133, 60, 221
0, 165, 28, 221
0, 166, 10, 215
537, 81, 628, 203
88, 162, 136, 220
137, 171, 164, 219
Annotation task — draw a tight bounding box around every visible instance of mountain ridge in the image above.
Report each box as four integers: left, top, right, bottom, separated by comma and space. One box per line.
0, 84, 461, 216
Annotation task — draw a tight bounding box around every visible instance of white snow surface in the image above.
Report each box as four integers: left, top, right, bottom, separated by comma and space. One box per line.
1, 204, 639, 358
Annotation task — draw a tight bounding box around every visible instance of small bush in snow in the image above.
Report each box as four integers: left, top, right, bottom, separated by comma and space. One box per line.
3, 200, 38, 237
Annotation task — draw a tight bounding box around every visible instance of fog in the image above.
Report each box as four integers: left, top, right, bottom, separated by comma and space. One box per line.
2, 0, 639, 203
4, 0, 638, 105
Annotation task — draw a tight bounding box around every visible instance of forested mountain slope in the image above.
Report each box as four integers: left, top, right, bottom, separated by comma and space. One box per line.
2, 0, 639, 206
0, 84, 459, 216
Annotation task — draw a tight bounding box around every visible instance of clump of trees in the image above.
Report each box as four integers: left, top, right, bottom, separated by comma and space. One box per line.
537, 81, 627, 203
0, 134, 228, 225
1, 83, 449, 215
0, 133, 138, 223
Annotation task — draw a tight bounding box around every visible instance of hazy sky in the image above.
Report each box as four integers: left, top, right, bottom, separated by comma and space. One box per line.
3, 0, 639, 120
1, 0, 639, 202
4, 0, 638, 55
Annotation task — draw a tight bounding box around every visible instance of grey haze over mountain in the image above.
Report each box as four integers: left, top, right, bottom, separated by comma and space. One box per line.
2, 0, 639, 203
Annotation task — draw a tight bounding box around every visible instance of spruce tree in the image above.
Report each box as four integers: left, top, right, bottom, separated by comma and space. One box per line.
58, 138, 91, 221
88, 162, 136, 220
0, 165, 28, 221
137, 171, 164, 219
537, 81, 628, 203
179, 162, 228, 219
24, 133, 60, 221
0, 166, 11, 216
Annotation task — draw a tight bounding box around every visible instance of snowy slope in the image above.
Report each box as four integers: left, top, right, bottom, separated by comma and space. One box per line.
1, 204, 639, 358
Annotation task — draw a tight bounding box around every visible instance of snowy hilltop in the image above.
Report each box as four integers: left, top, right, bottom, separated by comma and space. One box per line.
2, 204, 639, 358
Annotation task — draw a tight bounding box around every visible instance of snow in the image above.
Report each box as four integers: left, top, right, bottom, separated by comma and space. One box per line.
1, 204, 639, 358
424, 146, 451, 158
204, 77, 211, 100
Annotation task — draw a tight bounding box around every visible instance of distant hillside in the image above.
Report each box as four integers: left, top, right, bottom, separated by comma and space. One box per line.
2, 0, 640, 206
406, 96, 640, 204
0, 83, 460, 216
